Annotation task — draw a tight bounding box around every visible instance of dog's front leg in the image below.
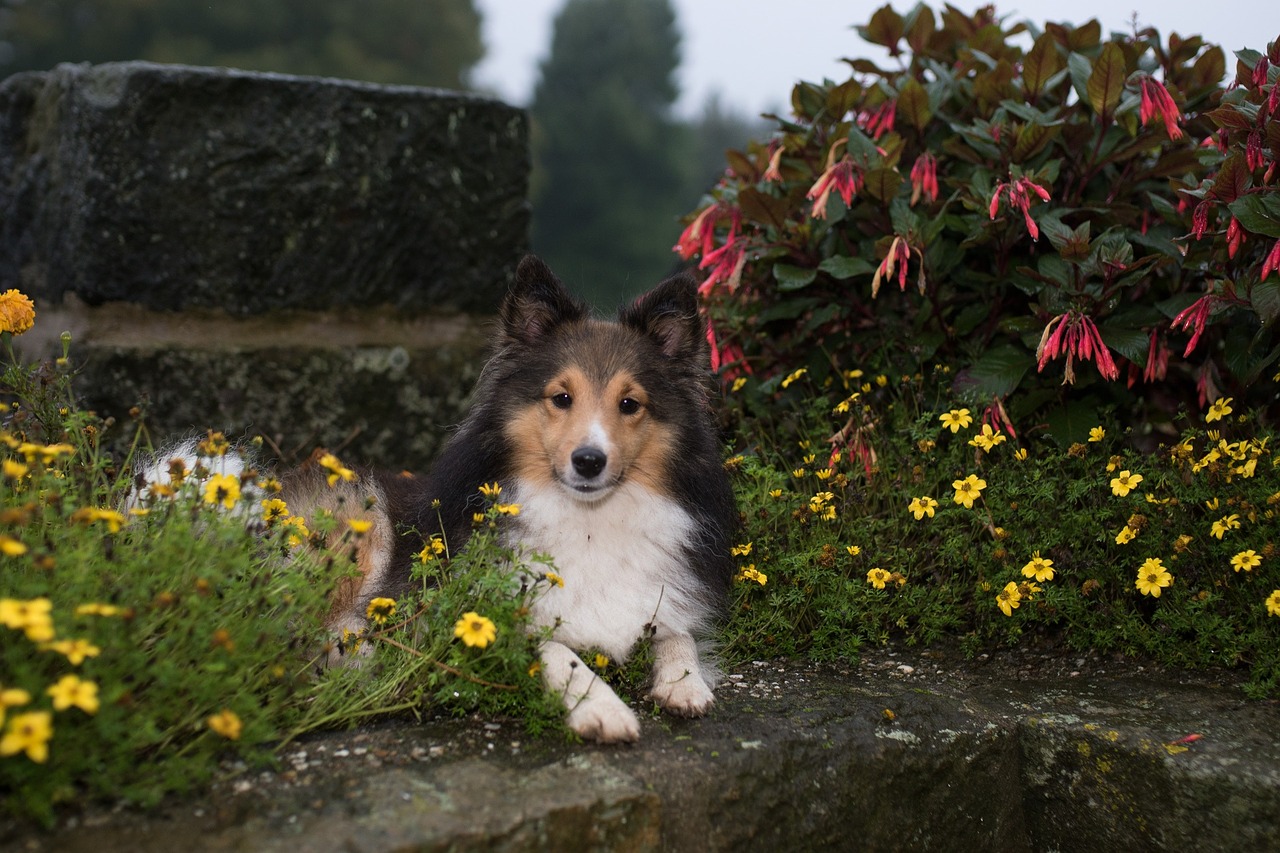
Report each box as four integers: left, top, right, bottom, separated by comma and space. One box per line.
540, 640, 640, 743
648, 631, 715, 717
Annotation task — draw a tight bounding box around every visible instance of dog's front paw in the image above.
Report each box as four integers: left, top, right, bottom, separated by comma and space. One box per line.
566, 693, 641, 743
649, 673, 715, 717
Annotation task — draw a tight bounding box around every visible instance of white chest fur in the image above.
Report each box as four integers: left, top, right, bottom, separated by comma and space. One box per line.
507, 479, 706, 661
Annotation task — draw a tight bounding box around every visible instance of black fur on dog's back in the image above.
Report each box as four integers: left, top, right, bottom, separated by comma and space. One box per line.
398, 255, 736, 611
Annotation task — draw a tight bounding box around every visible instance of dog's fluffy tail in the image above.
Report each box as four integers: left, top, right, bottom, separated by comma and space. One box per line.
125, 439, 267, 517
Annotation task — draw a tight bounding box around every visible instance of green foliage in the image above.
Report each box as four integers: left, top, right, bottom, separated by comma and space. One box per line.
0, 328, 559, 826
530, 0, 694, 304
679, 4, 1280, 444
0, 0, 484, 89
719, 368, 1280, 698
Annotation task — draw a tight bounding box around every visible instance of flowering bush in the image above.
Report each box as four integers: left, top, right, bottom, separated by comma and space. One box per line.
0, 297, 557, 824
679, 5, 1280, 445
720, 368, 1280, 697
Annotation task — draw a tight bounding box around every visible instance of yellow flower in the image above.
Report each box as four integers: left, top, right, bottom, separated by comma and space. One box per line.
1109, 470, 1143, 497
951, 474, 986, 509
1135, 557, 1173, 597
1021, 551, 1055, 582
0, 535, 26, 557
1014, 448, 1028, 461
365, 597, 397, 624
769, 489, 784, 499
968, 424, 1007, 452
528, 660, 542, 678
791, 468, 807, 479
70, 506, 127, 533
281, 515, 310, 547
478, 482, 502, 499
1, 685, 31, 729
0, 289, 36, 335
1210, 514, 1241, 539
0, 596, 52, 635
0, 710, 53, 762
543, 571, 565, 588
736, 565, 768, 586
44, 638, 100, 665
1088, 426, 1106, 442
494, 503, 521, 517
780, 368, 807, 389
261, 498, 290, 525
996, 582, 1022, 616
206, 709, 243, 740
815, 468, 834, 481
731, 377, 748, 393
1115, 526, 1137, 545
196, 431, 230, 457
2, 459, 28, 480
202, 474, 241, 510
454, 611, 497, 648
867, 568, 891, 589
1205, 397, 1233, 423
730, 542, 753, 557
1230, 550, 1261, 572
907, 496, 938, 520
939, 408, 973, 433
347, 518, 374, 535
593, 653, 610, 669
318, 453, 356, 487
1267, 590, 1280, 618
46, 674, 99, 714
846, 545, 862, 556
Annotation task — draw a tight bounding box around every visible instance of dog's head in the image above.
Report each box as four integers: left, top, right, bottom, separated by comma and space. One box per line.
497, 255, 709, 503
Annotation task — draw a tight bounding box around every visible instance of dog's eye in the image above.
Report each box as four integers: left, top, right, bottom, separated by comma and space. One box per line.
618, 398, 641, 415
550, 393, 573, 410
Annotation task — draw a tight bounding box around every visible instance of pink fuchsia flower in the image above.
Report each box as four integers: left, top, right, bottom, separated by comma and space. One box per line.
1262, 238, 1280, 281
871, 236, 916, 297
1190, 200, 1211, 240
762, 141, 785, 182
1226, 217, 1246, 259
673, 203, 737, 261
989, 176, 1051, 241
859, 99, 897, 140
909, 152, 939, 205
1170, 292, 1217, 356
1143, 329, 1169, 384
1035, 311, 1120, 384
806, 141, 864, 219
697, 237, 747, 297
1137, 76, 1183, 141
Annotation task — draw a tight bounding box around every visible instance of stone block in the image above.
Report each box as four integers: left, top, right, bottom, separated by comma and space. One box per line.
0, 61, 528, 315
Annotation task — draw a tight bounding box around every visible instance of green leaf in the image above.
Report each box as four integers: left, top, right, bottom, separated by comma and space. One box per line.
1022, 32, 1064, 97
738, 187, 791, 232
1211, 153, 1252, 204
956, 346, 1033, 399
1067, 52, 1094, 109
819, 256, 875, 279
1012, 122, 1060, 162
1227, 194, 1280, 238
1098, 326, 1149, 365
897, 77, 932, 129
859, 5, 904, 51
1252, 279, 1280, 325
862, 167, 903, 202
1087, 43, 1126, 118
773, 263, 818, 292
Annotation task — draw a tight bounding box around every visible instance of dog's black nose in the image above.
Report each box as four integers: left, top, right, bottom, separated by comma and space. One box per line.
571, 447, 607, 479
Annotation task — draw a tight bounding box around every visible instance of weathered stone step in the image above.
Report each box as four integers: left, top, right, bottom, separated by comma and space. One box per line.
6, 649, 1277, 852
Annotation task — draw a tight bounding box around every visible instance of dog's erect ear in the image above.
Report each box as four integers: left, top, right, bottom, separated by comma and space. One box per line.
619, 271, 708, 363
500, 255, 589, 345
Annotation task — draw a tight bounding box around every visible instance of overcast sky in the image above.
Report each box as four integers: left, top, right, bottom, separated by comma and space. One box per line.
471, 0, 1271, 118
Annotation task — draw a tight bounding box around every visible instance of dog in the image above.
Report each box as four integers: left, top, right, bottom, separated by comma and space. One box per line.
136, 256, 737, 743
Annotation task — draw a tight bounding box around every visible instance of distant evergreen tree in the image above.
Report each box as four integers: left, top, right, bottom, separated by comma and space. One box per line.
0, 0, 483, 90
530, 0, 692, 306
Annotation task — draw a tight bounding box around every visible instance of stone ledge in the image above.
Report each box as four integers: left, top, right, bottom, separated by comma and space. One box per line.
6, 649, 1275, 852
0, 61, 528, 315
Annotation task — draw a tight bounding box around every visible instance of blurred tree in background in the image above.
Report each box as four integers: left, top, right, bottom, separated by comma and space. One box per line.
530, 0, 690, 305
0, 0, 483, 89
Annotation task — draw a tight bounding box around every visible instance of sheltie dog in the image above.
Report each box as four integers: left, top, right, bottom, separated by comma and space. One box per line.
140, 256, 737, 743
